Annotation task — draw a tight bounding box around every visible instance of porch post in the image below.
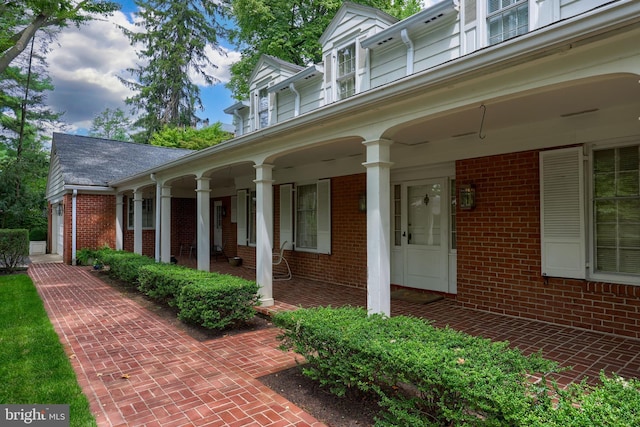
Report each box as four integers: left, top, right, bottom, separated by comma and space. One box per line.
115, 194, 124, 251
160, 185, 172, 263
254, 164, 275, 307
133, 189, 143, 255
363, 138, 394, 316
195, 176, 211, 271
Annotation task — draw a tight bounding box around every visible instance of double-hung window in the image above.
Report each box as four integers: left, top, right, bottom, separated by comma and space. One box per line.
487, 0, 528, 45
540, 143, 640, 283
127, 197, 154, 229
593, 145, 640, 275
336, 43, 356, 100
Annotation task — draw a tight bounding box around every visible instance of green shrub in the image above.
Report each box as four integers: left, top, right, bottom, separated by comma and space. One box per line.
0, 229, 29, 273
274, 307, 559, 426
98, 249, 155, 286
76, 248, 100, 266
29, 227, 47, 241
138, 264, 212, 306
177, 275, 260, 330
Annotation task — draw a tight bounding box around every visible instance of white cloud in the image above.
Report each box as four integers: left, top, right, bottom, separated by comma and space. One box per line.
46, 10, 238, 133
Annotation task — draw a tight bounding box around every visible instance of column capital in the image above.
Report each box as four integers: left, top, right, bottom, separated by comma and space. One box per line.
254, 163, 275, 184
362, 138, 394, 147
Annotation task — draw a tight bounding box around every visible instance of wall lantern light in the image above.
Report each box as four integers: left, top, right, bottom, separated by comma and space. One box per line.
57, 204, 63, 216
358, 193, 367, 213
459, 184, 476, 210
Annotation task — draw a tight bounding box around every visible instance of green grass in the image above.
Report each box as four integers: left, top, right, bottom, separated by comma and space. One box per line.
0, 274, 96, 427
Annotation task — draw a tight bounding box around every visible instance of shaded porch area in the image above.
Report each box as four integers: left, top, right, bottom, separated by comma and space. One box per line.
190, 256, 640, 388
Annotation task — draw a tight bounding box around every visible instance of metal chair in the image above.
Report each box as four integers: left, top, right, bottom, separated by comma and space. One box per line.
273, 241, 292, 280
212, 241, 227, 261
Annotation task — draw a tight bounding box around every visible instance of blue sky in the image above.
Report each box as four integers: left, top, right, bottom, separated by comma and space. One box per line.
46, 0, 238, 135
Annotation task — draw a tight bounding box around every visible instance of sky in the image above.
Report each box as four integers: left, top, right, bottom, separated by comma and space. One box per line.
45, 0, 240, 135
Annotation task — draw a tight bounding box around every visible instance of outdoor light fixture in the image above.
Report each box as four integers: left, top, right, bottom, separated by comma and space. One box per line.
459, 184, 476, 210
358, 193, 367, 212
57, 204, 63, 216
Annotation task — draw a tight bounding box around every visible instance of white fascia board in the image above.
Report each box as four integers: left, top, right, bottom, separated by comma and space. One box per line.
269, 65, 324, 93
361, 0, 458, 49
110, 0, 639, 188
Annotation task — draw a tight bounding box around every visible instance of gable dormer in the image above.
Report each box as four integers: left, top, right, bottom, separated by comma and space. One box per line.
247, 55, 304, 131
319, 2, 397, 103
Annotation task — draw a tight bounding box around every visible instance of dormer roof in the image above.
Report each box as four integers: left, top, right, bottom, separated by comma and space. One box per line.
269, 64, 325, 93
319, 1, 398, 46
248, 55, 305, 86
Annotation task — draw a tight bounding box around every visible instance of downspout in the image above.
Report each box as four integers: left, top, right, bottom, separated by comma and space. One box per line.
401, 29, 414, 75
151, 173, 161, 262
71, 189, 77, 265
289, 83, 300, 116
233, 110, 243, 136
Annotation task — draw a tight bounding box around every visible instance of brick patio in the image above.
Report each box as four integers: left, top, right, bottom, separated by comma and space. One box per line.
29, 258, 640, 426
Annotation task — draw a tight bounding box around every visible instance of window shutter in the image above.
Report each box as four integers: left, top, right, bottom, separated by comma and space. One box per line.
236, 189, 247, 246
279, 184, 293, 250
324, 54, 332, 84
540, 147, 585, 279
317, 179, 331, 254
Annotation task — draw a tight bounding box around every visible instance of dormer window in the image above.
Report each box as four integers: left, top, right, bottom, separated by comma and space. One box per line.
337, 43, 356, 100
258, 88, 269, 128
487, 0, 528, 45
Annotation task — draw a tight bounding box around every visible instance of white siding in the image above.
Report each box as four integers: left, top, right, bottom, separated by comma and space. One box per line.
299, 79, 324, 114
560, 0, 605, 20
370, 44, 406, 89
413, 21, 461, 74
276, 90, 296, 123
45, 153, 64, 199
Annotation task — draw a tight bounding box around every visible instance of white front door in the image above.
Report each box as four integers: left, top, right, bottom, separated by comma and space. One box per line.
393, 179, 449, 292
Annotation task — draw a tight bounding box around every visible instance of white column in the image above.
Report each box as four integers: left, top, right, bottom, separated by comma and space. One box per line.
254, 164, 275, 307
115, 194, 124, 251
195, 177, 211, 271
133, 189, 143, 255
362, 139, 394, 316
160, 185, 172, 263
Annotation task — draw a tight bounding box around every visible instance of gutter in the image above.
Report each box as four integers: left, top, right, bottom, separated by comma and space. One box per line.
109, 0, 640, 188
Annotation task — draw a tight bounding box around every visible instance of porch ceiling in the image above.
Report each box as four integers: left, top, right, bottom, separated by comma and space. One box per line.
386, 74, 638, 146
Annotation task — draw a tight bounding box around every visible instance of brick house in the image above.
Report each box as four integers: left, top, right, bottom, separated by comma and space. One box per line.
46, 0, 640, 338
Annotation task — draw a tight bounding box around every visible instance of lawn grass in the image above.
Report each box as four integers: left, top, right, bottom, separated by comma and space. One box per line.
0, 273, 96, 427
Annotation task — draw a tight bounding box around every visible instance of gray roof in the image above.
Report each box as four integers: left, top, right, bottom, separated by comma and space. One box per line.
52, 133, 193, 187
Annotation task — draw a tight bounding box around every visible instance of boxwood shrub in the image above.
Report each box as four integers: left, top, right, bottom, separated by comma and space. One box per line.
97, 249, 156, 286
177, 275, 260, 330
138, 263, 213, 307
274, 306, 559, 426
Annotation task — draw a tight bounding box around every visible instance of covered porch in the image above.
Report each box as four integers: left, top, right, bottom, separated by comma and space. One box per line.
183, 256, 640, 388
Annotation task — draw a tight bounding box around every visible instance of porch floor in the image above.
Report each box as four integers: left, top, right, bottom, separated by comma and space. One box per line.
198, 256, 640, 387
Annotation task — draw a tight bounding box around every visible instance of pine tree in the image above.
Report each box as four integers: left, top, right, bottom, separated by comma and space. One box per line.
120, 0, 226, 141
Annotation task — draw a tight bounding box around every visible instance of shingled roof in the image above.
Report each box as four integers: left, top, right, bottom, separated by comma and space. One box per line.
52, 133, 192, 187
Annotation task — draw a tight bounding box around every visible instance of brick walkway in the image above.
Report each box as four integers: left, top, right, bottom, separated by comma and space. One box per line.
29, 262, 320, 427
29, 259, 640, 426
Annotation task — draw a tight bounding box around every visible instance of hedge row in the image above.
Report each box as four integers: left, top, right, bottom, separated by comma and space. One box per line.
77, 248, 260, 331
273, 307, 640, 426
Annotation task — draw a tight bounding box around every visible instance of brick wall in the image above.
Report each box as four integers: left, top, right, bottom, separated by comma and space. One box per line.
456, 149, 640, 339
238, 174, 368, 288
61, 193, 116, 264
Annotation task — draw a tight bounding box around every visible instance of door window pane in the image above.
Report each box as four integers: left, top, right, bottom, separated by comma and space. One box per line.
408, 184, 441, 246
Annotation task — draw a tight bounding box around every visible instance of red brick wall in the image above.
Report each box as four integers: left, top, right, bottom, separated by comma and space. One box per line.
61, 193, 116, 264
238, 174, 368, 288
456, 149, 640, 339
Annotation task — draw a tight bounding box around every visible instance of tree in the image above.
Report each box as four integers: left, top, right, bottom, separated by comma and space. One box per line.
149, 123, 233, 150
0, 0, 120, 74
225, 0, 422, 99
120, 0, 226, 142
89, 107, 133, 141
